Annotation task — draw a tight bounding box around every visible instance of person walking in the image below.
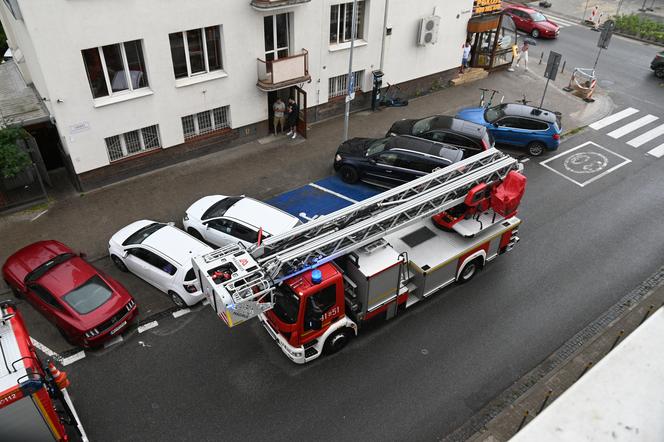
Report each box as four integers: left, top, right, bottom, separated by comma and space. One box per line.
460, 40, 472, 74
286, 98, 299, 139
272, 98, 286, 135
509, 40, 529, 72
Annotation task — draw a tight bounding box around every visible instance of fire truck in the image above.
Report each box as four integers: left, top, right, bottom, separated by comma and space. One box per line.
0, 301, 88, 441
193, 148, 526, 364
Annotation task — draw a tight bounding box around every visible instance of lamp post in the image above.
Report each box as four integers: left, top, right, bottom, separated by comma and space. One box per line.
342, 0, 359, 142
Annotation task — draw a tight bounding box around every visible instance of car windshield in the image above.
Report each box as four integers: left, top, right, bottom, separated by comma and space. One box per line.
62, 275, 113, 315
366, 138, 390, 156
484, 106, 505, 123
411, 117, 436, 135
122, 223, 165, 246
272, 285, 300, 324
25, 253, 76, 283
531, 12, 546, 22
202, 196, 242, 220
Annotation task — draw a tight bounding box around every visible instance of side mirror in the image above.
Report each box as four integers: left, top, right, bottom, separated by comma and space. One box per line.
122, 250, 129, 258
493, 123, 499, 128
79, 252, 87, 259
369, 158, 377, 164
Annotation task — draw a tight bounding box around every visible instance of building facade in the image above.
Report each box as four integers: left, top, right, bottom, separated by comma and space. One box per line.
1, 0, 475, 190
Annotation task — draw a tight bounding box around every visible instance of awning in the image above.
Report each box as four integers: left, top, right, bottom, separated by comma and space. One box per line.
0, 60, 50, 128
467, 14, 501, 33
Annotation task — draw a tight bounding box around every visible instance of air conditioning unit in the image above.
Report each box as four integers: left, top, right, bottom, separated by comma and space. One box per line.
417, 16, 440, 46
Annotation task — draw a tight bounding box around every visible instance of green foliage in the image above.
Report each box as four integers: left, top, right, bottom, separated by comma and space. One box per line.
612, 14, 664, 43
0, 127, 31, 179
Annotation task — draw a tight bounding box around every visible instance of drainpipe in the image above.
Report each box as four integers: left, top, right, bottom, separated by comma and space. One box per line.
379, 0, 390, 71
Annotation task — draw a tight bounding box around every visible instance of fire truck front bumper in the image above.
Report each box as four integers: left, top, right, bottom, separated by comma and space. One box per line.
258, 314, 308, 364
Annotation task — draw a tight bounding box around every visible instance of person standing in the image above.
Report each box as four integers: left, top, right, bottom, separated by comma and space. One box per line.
286, 98, 299, 139
272, 98, 286, 135
460, 40, 472, 74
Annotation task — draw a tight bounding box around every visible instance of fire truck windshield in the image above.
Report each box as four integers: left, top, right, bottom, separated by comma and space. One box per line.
272, 285, 300, 324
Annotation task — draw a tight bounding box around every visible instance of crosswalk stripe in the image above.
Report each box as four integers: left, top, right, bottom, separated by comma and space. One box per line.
647, 143, 664, 158
607, 114, 659, 139
627, 123, 664, 147
548, 16, 578, 27
590, 108, 639, 130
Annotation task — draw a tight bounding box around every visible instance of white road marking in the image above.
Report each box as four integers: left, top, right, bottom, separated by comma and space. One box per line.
137, 321, 159, 333
308, 183, 358, 203
607, 115, 658, 139
589, 108, 639, 130
103, 335, 123, 348
646, 143, 664, 158
61, 351, 86, 366
30, 210, 48, 222
520, 158, 530, 163
172, 308, 191, 318
547, 15, 577, 27
30, 337, 62, 361
627, 123, 664, 147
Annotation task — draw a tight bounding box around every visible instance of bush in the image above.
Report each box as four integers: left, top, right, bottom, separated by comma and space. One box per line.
613, 14, 664, 42
0, 127, 31, 179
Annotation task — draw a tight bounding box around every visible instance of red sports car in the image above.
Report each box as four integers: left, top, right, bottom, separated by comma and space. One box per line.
503, 5, 560, 39
2, 240, 137, 347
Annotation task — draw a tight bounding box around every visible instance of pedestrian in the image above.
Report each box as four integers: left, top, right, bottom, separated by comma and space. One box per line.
272, 97, 286, 135
460, 40, 472, 74
515, 40, 529, 71
286, 98, 299, 139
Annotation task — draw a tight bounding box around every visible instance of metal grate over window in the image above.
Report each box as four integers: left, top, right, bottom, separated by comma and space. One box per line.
105, 125, 161, 162
181, 105, 231, 141
328, 70, 363, 98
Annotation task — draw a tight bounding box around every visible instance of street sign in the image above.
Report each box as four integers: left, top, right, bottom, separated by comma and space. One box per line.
544, 51, 562, 81
598, 20, 615, 49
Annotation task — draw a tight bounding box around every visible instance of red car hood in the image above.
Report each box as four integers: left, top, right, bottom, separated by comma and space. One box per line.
3, 240, 73, 284
538, 20, 559, 31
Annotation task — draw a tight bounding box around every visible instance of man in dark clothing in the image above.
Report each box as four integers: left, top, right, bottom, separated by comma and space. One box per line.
286, 98, 299, 139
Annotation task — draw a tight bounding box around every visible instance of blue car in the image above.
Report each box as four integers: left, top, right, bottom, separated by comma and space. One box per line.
456, 103, 562, 156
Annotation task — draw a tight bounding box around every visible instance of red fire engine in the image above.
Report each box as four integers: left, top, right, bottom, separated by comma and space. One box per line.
193, 148, 526, 364
0, 301, 88, 441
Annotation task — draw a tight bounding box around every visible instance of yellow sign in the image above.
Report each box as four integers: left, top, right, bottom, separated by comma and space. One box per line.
473, 0, 501, 15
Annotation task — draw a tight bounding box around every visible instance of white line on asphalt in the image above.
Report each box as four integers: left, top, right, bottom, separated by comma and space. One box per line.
61, 351, 86, 366
103, 335, 123, 348
520, 158, 530, 163
589, 108, 639, 130
308, 183, 358, 203
30, 337, 62, 361
172, 308, 191, 318
607, 115, 658, 139
627, 123, 664, 147
30, 210, 48, 222
547, 16, 577, 27
646, 143, 664, 158
137, 321, 159, 333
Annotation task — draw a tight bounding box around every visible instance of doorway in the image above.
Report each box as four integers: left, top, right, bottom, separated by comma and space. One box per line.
267, 86, 307, 138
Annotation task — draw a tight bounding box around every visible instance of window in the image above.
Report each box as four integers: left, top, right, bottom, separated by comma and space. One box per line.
169, 26, 223, 79
496, 117, 523, 128
182, 106, 231, 140
82, 40, 149, 99
105, 125, 161, 162
29, 284, 62, 309
330, 1, 365, 45
518, 119, 550, 131
329, 70, 364, 98
128, 248, 176, 276
376, 152, 399, 166
62, 276, 114, 314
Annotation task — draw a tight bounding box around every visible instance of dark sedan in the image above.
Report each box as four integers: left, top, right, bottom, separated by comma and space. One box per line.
333, 135, 463, 187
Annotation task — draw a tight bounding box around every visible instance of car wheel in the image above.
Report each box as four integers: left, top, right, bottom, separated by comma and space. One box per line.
527, 141, 546, 157
111, 255, 128, 272
4, 280, 22, 299
339, 165, 359, 184
187, 228, 204, 241
324, 328, 352, 355
169, 291, 187, 308
655, 67, 664, 79
458, 258, 483, 284
531, 28, 540, 38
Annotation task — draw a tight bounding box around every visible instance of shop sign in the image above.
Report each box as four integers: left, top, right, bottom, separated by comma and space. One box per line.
473, 0, 501, 15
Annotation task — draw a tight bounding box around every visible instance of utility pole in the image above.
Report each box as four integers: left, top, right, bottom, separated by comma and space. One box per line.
343, 0, 359, 142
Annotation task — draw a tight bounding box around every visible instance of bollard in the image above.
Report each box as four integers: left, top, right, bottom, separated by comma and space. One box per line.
560, 60, 566, 74
639, 305, 654, 325
579, 361, 593, 379
539, 51, 544, 65
516, 410, 530, 432
609, 330, 624, 351
537, 390, 553, 415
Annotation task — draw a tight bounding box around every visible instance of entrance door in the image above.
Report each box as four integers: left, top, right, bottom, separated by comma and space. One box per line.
294, 86, 307, 138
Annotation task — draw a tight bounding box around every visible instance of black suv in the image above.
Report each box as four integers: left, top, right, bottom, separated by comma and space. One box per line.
333, 135, 463, 187
386, 115, 494, 156
651, 51, 664, 78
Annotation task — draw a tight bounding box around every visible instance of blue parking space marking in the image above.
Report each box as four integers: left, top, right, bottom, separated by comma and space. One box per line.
266, 185, 353, 222
313, 175, 382, 201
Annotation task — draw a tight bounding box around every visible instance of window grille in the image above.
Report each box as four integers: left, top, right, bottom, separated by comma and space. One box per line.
182, 106, 231, 141
328, 70, 363, 98
105, 125, 161, 162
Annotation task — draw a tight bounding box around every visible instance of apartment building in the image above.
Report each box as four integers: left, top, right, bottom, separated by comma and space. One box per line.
0, 0, 476, 190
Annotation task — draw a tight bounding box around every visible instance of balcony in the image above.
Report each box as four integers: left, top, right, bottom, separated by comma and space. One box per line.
250, 0, 311, 11
257, 49, 311, 92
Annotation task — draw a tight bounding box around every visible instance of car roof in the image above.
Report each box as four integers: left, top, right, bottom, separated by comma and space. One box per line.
505, 5, 537, 13
36, 256, 98, 298
499, 103, 558, 123
141, 224, 213, 266
387, 135, 460, 156
225, 197, 300, 235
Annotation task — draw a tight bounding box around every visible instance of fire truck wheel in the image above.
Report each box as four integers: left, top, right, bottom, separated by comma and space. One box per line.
168, 291, 187, 308
527, 141, 546, 157
187, 228, 205, 241
111, 255, 128, 272
339, 165, 359, 184
458, 258, 483, 284
324, 329, 352, 354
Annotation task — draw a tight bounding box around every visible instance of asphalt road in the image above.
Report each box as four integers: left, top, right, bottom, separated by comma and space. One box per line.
36, 24, 664, 442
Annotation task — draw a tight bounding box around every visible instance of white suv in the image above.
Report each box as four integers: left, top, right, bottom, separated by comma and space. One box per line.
108, 220, 213, 307
182, 195, 301, 248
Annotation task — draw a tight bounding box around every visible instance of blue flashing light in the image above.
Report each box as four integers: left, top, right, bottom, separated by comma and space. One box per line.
311, 269, 323, 284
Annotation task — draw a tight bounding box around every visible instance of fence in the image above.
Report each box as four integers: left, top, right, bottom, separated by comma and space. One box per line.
0, 163, 48, 212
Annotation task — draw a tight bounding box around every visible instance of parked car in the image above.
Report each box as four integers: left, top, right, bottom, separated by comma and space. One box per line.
651, 51, 664, 78
183, 196, 301, 248
503, 5, 560, 38
109, 220, 213, 307
2, 240, 137, 347
333, 135, 464, 186
456, 103, 561, 156
386, 115, 494, 156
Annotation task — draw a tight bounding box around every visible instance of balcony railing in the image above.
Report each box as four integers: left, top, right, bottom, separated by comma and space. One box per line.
250, 0, 311, 11
257, 49, 311, 92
